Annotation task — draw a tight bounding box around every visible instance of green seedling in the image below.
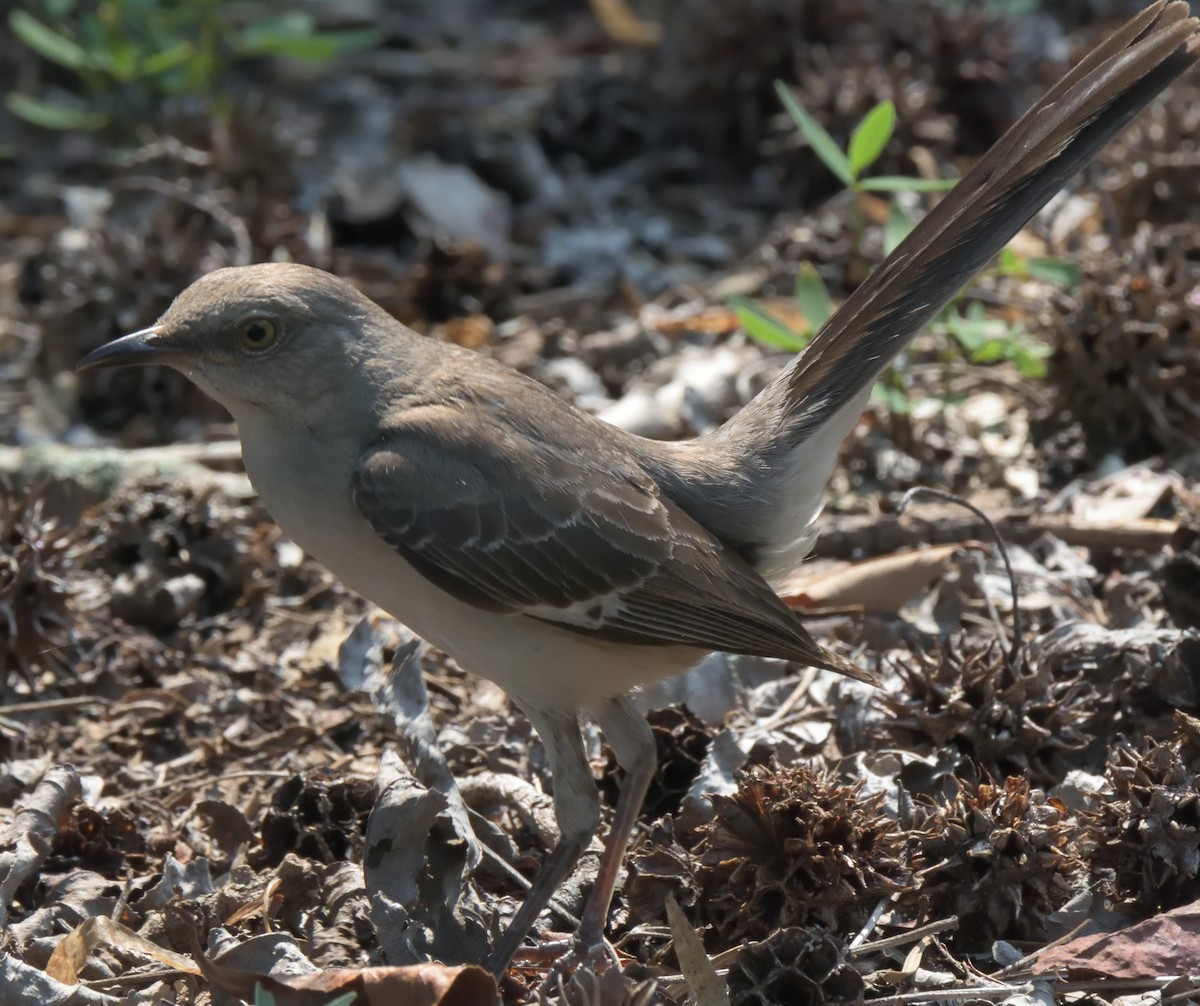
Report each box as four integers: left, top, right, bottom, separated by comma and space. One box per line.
731, 87, 1075, 413
7, 0, 381, 133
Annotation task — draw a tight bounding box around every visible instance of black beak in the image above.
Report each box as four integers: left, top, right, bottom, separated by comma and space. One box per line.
76, 328, 177, 373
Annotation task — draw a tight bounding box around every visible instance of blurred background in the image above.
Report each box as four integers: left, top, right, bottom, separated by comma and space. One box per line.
3, 0, 1197, 471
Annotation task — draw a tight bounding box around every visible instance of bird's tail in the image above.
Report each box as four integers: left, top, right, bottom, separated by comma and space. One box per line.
693, 0, 1198, 588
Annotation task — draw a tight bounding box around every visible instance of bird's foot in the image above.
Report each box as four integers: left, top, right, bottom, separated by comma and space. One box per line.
532, 931, 619, 995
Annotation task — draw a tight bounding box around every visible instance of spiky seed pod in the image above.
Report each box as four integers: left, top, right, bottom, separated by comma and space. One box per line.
695, 763, 908, 944
0, 488, 85, 691
908, 775, 1084, 946
91, 478, 333, 627
1043, 223, 1200, 459
727, 928, 864, 1006
53, 803, 146, 877
1084, 713, 1200, 913
600, 705, 712, 820
878, 638, 1101, 785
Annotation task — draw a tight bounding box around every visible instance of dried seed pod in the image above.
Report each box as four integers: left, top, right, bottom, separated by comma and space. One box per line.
908, 775, 1084, 945
1083, 712, 1200, 913
878, 638, 1101, 785
626, 817, 698, 924
696, 762, 907, 944
256, 771, 376, 869
0, 487, 87, 691
727, 928, 864, 1006
1043, 223, 1200, 459
600, 705, 712, 820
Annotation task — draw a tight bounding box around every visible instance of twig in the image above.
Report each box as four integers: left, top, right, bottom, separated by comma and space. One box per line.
898, 487, 1023, 669
0, 695, 111, 715
110, 176, 252, 266
868, 983, 1035, 1005
850, 916, 959, 956
849, 898, 889, 949
992, 918, 1090, 978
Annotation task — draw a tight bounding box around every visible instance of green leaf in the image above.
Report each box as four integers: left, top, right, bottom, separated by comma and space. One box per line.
794, 263, 834, 331
773, 80, 853, 187
9, 10, 89, 70
728, 296, 809, 352
1012, 340, 1050, 378
942, 302, 994, 352
971, 337, 1010, 363
847, 100, 895, 176
884, 201, 914, 255
872, 380, 912, 415
1025, 256, 1081, 288
5, 92, 106, 130
103, 39, 141, 81
997, 246, 1022, 275
140, 41, 194, 77
859, 175, 958, 192
325, 994, 357, 1006
312, 28, 383, 53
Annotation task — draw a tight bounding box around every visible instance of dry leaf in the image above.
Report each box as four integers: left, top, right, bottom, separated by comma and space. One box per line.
785, 543, 978, 614
1034, 902, 1200, 979
46, 916, 201, 983
588, 0, 662, 45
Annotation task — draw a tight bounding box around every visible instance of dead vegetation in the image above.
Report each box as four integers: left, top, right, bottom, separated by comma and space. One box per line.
2, 0, 1200, 1003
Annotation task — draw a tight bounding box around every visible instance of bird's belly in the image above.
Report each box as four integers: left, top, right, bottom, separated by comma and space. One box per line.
238, 425, 700, 713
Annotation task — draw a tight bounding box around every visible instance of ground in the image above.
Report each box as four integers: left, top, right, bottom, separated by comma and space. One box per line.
2, 0, 1200, 1004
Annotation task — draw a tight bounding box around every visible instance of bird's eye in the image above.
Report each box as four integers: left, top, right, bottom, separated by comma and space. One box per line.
237, 317, 278, 351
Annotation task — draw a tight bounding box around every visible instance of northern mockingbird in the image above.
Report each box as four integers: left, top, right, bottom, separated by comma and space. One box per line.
79, 1, 1198, 975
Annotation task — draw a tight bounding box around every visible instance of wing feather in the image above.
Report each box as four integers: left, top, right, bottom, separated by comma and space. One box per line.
351, 408, 871, 681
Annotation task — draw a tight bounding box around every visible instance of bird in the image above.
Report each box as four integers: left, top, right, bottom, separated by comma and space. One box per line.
78, 1, 1198, 976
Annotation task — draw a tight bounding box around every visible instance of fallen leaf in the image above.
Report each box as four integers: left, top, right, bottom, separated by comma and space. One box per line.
1033, 902, 1200, 978
785, 543, 980, 614
46, 916, 201, 983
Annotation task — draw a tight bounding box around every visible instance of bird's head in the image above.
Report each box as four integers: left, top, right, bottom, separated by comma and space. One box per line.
77, 263, 396, 421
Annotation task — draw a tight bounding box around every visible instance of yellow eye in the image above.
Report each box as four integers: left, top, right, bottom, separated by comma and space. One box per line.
237, 317, 278, 351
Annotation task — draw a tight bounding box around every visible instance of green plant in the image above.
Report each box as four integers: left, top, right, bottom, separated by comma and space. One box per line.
774, 86, 954, 201
729, 86, 1071, 414
7, 0, 381, 132
254, 984, 356, 1006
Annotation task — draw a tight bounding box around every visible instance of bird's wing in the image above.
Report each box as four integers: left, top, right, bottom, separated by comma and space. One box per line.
351, 407, 870, 681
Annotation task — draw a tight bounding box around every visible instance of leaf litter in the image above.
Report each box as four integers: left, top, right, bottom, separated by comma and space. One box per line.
2, 0, 1200, 1003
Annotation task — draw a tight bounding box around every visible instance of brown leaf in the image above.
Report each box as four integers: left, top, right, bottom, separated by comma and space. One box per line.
256, 965, 499, 1006
46, 916, 201, 984
785, 543, 979, 614
1033, 902, 1200, 979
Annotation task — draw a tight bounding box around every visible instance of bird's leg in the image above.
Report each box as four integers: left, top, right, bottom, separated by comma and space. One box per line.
576, 697, 656, 955
486, 705, 600, 976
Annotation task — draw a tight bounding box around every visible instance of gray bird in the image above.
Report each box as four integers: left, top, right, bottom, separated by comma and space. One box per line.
79, 1, 1199, 976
